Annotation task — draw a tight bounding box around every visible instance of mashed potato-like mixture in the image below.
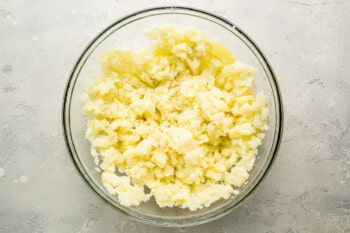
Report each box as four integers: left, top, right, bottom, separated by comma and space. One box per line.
81, 26, 269, 211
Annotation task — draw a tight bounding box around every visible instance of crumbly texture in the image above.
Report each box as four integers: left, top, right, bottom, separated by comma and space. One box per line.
81, 26, 269, 211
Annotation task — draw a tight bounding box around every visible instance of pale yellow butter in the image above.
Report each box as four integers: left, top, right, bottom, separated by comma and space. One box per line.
82, 26, 269, 211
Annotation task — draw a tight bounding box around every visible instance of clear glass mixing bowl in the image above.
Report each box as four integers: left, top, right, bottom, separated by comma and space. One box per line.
62, 6, 283, 227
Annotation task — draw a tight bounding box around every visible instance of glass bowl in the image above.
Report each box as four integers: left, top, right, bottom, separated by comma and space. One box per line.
62, 6, 283, 227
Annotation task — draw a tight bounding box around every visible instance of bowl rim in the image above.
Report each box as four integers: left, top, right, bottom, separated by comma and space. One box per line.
62, 6, 284, 227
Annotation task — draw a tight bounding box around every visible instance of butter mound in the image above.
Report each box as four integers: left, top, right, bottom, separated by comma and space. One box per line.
82, 26, 269, 211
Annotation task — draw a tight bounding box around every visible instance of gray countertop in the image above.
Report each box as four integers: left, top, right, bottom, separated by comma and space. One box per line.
0, 0, 349, 232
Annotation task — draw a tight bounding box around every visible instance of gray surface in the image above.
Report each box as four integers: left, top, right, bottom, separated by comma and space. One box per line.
0, 0, 349, 232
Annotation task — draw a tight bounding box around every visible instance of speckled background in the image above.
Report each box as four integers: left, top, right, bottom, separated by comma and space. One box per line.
0, 0, 349, 232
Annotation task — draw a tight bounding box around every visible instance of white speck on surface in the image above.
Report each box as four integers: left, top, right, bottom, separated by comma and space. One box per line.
0, 168, 4, 177
14, 178, 19, 183
13, 20, 17, 25
19, 175, 28, 183
71, 10, 76, 15
33, 36, 38, 41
